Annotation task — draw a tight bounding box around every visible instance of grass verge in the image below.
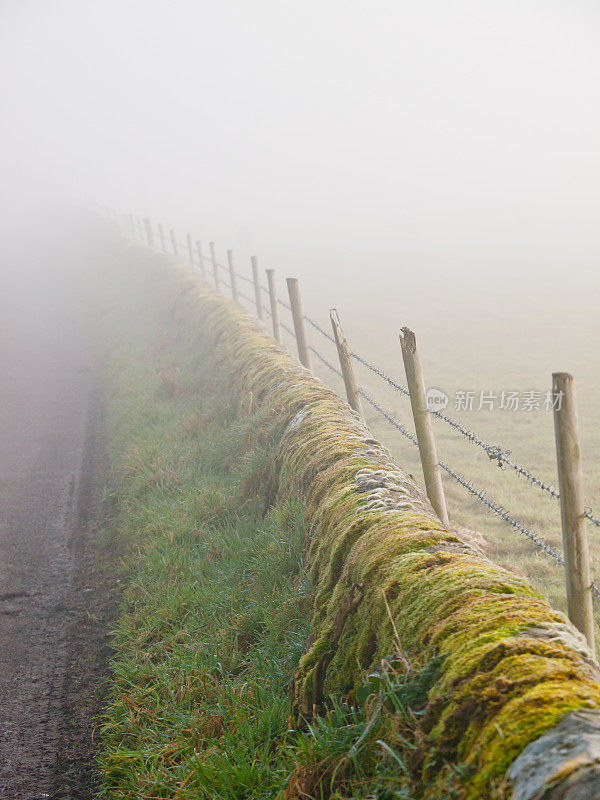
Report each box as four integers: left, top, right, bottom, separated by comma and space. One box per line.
91, 242, 503, 799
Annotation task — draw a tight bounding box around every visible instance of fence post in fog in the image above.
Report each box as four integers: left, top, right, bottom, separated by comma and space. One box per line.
143, 218, 154, 247
136, 216, 144, 239
187, 233, 194, 266
265, 269, 281, 342
251, 257, 264, 320
210, 241, 220, 292
330, 309, 365, 422
196, 241, 206, 278
129, 214, 135, 236
227, 249, 239, 301
170, 229, 178, 255
286, 278, 312, 372
552, 372, 595, 651
399, 327, 449, 526
158, 223, 166, 252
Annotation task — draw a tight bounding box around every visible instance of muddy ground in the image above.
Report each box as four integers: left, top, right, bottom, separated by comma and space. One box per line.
0, 227, 118, 799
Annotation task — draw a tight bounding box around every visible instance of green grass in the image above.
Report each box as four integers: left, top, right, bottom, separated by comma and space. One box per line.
96, 322, 313, 797
93, 253, 423, 799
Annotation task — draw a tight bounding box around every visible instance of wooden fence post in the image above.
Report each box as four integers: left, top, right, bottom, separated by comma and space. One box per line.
158, 223, 166, 252
286, 278, 312, 371
265, 269, 281, 343
251, 256, 264, 320
143, 218, 154, 247
227, 249, 238, 301
170, 229, 178, 255
187, 233, 194, 266
196, 241, 206, 278
129, 214, 135, 236
552, 372, 595, 651
210, 241, 219, 292
330, 309, 365, 422
136, 216, 144, 239
399, 327, 449, 525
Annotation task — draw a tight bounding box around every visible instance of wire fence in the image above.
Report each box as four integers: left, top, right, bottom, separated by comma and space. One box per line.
123, 216, 600, 609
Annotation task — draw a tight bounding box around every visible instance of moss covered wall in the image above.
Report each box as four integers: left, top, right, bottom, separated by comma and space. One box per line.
126, 243, 600, 799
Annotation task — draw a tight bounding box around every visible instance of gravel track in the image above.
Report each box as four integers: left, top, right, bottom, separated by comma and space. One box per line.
0, 231, 116, 798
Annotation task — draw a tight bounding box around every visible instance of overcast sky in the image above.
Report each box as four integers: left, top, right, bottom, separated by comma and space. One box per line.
2, 0, 599, 293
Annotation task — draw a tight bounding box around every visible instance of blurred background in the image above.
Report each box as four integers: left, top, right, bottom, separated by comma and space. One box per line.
2, 0, 599, 610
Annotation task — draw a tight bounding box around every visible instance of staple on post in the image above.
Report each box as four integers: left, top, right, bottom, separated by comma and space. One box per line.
330, 309, 365, 422
552, 372, 595, 651
196, 241, 206, 277
227, 249, 238, 301
210, 242, 219, 292
251, 256, 264, 320
286, 278, 312, 372
265, 269, 281, 343
170, 229, 178, 255
399, 327, 449, 525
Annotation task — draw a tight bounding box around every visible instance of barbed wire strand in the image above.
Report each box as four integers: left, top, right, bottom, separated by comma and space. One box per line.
307, 344, 600, 595
141, 228, 600, 536
302, 312, 600, 525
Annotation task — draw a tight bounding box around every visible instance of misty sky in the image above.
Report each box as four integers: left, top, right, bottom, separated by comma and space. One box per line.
2, 0, 600, 293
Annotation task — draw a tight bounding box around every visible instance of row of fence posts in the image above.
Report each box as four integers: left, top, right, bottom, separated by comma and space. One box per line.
123, 210, 596, 653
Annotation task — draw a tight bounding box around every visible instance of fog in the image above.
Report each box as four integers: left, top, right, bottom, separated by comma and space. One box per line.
2, 0, 600, 315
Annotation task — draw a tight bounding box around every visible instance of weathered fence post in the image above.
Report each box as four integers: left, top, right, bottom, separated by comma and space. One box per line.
227, 249, 238, 301
266, 269, 281, 342
330, 309, 365, 422
136, 216, 144, 239
170, 229, 178, 255
196, 241, 206, 278
286, 278, 312, 371
251, 256, 264, 320
187, 233, 194, 266
210, 241, 219, 292
399, 327, 449, 525
143, 218, 154, 247
158, 223, 166, 252
552, 372, 595, 651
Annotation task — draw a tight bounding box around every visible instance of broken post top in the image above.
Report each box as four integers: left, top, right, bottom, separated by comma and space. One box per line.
399, 326, 417, 354
553, 372, 574, 386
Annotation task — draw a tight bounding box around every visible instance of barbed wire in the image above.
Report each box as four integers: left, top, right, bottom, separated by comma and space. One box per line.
308, 345, 343, 379
584, 509, 600, 528
280, 321, 296, 338
133, 222, 600, 539
237, 289, 257, 305
308, 345, 581, 579
304, 314, 336, 344
300, 311, 596, 516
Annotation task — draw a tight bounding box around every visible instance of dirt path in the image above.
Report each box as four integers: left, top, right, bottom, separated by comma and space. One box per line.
0, 231, 115, 798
